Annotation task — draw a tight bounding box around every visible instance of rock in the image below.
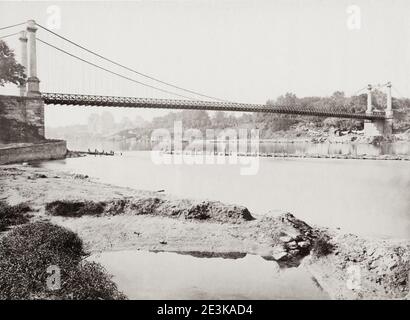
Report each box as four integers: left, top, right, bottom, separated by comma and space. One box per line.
369, 260, 378, 269
388, 260, 398, 270
279, 236, 293, 243
286, 241, 298, 250
284, 230, 300, 238
272, 251, 288, 261
288, 249, 300, 256
159, 240, 167, 245
272, 245, 288, 260
73, 174, 89, 179
297, 240, 310, 248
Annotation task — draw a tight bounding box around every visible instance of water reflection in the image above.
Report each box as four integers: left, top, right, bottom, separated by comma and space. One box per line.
89, 250, 328, 300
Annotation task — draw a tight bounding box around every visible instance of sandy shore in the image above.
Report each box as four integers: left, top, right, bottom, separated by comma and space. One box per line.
0, 164, 409, 300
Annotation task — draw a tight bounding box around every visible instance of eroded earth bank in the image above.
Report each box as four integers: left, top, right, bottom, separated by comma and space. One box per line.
0, 165, 409, 300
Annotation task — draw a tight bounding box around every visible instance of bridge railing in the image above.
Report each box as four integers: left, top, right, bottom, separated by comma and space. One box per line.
41, 92, 387, 121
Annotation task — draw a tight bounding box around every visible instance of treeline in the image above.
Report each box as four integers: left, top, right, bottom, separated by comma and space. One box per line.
118, 90, 410, 139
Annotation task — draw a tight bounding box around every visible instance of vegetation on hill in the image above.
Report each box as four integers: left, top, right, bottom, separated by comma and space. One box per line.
116, 90, 410, 140
46, 90, 410, 149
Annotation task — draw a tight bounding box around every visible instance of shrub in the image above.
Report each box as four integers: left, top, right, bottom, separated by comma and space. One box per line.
0, 222, 125, 300
63, 262, 127, 300
45, 200, 106, 217
0, 201, 31, 231
312, 234, 335, 257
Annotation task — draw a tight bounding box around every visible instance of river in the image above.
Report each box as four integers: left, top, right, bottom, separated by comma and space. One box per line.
37, 146, 410, 299
40, 150, 410, 239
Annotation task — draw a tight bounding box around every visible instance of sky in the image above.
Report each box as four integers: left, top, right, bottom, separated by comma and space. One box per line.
0, 0, 409, 127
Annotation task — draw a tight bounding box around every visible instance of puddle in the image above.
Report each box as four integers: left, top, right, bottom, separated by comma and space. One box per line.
89, 250, 329, 299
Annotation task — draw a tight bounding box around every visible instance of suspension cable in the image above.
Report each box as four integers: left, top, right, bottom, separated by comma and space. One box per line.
350, 86, 368, 96
372, 82, 390, 90
0, 31, 21, 40
35, 23, 226, 102
392, 86, 406, 99
0, 22, 25, 31
37, 37, 197, 100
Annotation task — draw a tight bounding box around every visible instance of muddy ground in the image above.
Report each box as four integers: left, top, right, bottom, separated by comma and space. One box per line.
0, 164, 409, 300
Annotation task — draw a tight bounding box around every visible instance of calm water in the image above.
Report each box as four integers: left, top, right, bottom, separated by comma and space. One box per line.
64, 138, 410, 157
40, 150, 410, 239
258, 141, 410, 156
88, 250, 328, 299
38, 149, 410, 299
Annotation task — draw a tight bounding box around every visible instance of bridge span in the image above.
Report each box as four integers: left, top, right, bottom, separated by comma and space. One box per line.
0, 19, 397, 138
41, 92, 387, 121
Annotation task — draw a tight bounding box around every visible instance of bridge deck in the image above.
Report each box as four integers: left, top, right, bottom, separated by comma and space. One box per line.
41, 93, 386, 120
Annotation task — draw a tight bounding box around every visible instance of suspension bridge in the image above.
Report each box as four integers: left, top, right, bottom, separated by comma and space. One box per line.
0, 20, 397, 138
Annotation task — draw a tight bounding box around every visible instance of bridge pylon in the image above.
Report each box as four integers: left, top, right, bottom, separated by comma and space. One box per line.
366, 84, 373, 115
18, 31, 28, 96
385, 82, 393, 118
12, 20, 45, 138
363, 82, 393, 137
26, 20, 40, 97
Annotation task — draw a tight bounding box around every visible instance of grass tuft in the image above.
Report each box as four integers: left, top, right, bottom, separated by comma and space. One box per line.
0, 222, 126, 300
0, 201, 32, 231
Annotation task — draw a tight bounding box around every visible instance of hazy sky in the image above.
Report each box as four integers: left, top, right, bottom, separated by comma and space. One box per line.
1, 0, 409, 127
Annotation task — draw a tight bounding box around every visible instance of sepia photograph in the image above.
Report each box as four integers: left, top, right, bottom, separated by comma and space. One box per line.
0, 0, 409, 309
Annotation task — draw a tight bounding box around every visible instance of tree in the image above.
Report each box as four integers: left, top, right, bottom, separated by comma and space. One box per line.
0, 40, 26, 87
371, 89, 387, 111
275, 92, 299, 106
181, 110, 211, 129
260, 93, 300, 132
212, 111, 227, 128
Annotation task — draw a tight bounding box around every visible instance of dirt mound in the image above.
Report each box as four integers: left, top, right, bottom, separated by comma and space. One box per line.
159, 200, 254, 223
45, 197, 254, 224
305, 232, 410, 299
46, 200, 105, 217
256, 212, 318, 266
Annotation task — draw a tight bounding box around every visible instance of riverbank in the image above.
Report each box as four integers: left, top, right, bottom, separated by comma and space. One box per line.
0, 164, 409, 299
0, 140, 67, 165
256, 126, 410, 144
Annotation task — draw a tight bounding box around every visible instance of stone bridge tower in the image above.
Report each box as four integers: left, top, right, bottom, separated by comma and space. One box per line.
18, 20, 45, 138
363, 83, 393, 137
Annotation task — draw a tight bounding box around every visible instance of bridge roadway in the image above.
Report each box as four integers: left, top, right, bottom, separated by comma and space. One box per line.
41, 92, 387, 121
